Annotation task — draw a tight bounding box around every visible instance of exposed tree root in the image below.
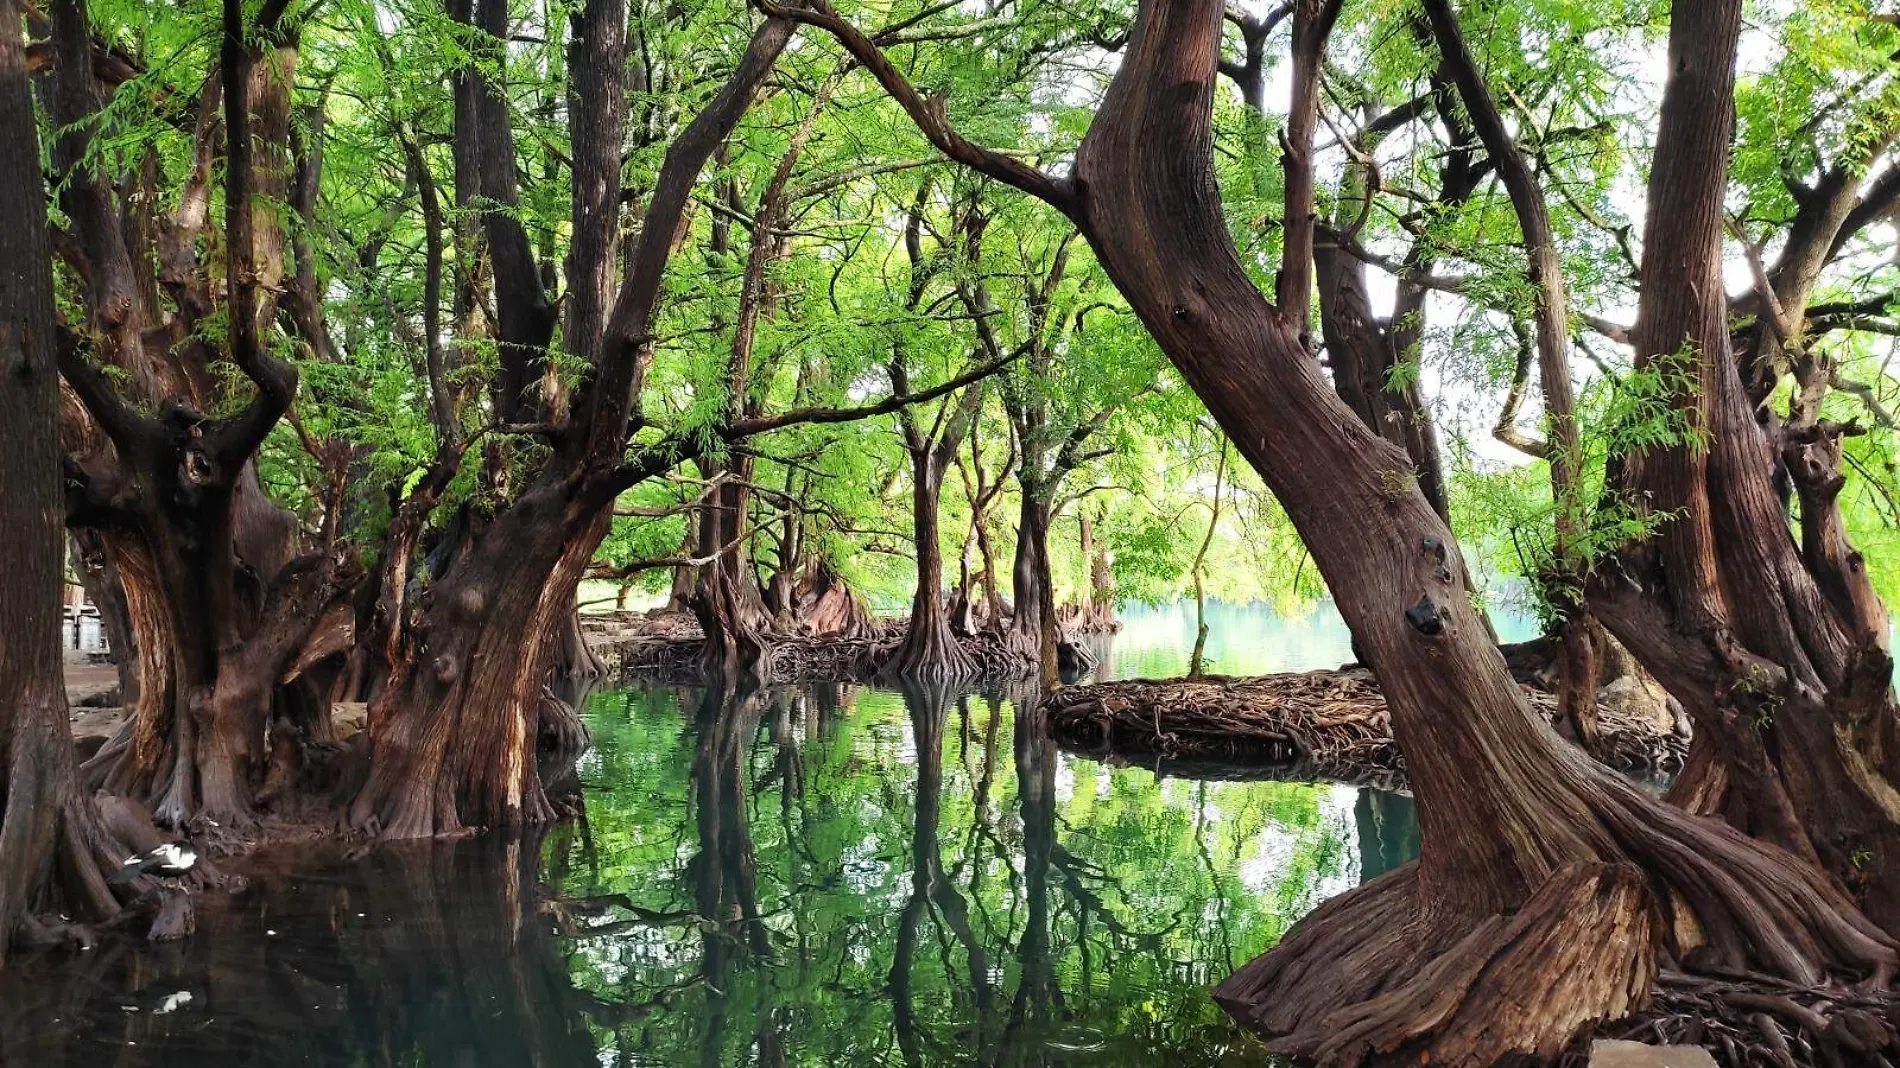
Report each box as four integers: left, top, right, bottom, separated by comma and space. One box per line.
1216, 771, 1896, 1067
1047, 670, 1685, 780
1565, 971, 1900, 1068
579, 608, 1054, 686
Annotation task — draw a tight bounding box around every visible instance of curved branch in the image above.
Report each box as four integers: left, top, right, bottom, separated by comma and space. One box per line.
212, 0, 298, 470
755, 0, 1075, 212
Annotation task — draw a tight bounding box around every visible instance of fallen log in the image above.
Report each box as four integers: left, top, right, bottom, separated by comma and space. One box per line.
1043, 668, 1686, 782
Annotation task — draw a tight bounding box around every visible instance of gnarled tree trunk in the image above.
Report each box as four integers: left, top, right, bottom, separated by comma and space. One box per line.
784, 0, 1900, 1059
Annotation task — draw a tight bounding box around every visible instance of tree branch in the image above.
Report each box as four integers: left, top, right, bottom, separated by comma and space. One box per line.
755, 0, 1075, 212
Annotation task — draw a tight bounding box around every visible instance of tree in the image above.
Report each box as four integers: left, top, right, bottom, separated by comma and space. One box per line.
0, 0, 139, 961
771, 0, 1897, 1060
883, 189, 990, 681
1584, 0, 1900, 936
52, 0, 349, 826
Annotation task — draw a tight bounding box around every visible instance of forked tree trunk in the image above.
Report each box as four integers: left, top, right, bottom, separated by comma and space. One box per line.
788, 0, 1899, 1058
57, 8, 338, 827
351, 14, 799, 837
1070, 2, 1895, 1060
1583, 0, 1900, 934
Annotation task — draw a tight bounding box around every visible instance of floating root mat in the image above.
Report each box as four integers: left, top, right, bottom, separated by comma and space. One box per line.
1044, 669, 1685, 781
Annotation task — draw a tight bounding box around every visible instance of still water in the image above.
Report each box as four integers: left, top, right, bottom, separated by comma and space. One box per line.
0, 601, 1427, 1067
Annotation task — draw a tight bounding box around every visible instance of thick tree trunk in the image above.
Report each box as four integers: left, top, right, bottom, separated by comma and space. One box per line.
792, 561, 872, 640
351, 483, 609, 838
72, 469, 345, 827
1586, 0, 1900, 933
1008, 489, 1060, 686
785, 0, 1900, 1056
0, 4, 127, 956
1032, 1, 1894, 1058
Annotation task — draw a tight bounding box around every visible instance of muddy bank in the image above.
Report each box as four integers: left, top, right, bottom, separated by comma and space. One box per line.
1045, 668, 1687, 783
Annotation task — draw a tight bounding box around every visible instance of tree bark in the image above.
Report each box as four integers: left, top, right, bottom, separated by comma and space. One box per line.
1586, 0, 1900, 934
0, 0, 128, 958
1008, 486, 1061, 687
355, 16, 799, 836
778, 0, 1900, 1058
57, 0, 344, 827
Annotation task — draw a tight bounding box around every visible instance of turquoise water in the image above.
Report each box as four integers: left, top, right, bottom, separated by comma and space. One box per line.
1097, 598, 1544, 680
0, 601, 1424, 1067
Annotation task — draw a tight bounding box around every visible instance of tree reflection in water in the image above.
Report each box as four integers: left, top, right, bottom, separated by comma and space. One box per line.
0, 680, 1407, 1066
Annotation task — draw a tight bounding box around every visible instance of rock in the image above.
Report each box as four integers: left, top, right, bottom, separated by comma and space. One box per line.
1589, 1039, 1718, 1068
332, 701, 369, 738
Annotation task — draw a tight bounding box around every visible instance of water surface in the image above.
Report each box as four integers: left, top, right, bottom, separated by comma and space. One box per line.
2, 601, 1422, 1067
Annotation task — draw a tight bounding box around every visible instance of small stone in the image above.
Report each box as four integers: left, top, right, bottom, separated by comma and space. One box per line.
1589, 1039, 1718, 1068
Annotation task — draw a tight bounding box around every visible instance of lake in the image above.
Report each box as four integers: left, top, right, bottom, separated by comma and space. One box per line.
0, 600, 1436, 1067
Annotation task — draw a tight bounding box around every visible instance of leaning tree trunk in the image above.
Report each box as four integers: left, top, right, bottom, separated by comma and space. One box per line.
887, 448, 977, 681
1070, 2, 1895, 1060
0, 3, 130, 956
788, 0, 1900, 1058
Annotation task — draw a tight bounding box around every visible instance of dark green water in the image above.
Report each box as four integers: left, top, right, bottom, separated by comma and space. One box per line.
0, 601, 1430, 1067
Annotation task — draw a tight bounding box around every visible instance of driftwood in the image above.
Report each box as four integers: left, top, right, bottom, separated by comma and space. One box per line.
1044, 668, 1687, 782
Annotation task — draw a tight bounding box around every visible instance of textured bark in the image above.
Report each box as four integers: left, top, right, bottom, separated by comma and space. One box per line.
1586, 0, 1900, 933
1313, 230, 1448, 521
351, 492, 610, 838
356, 16, 799, 835
55, 0, 342, 827
781, 0, 1900, 1057
0, 0, 127, 957
793, 561, 874, 640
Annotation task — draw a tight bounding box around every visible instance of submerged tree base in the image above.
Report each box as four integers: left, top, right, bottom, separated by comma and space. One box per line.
1046, 670, 1687, 781
579, 608, 1091, 687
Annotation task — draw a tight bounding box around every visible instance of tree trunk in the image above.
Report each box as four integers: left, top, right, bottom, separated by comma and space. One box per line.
887, 450, 977, 681
794, 0, 1899, 1056
688, 460, 773, 679
69, 529, 138, 705
1583, 0, 1900, 934
1008, 488, 1060, 687
0, 2, 128, 956
350, 484, 609, 838
792, 561, 873, 640
70, 454, 346, 827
